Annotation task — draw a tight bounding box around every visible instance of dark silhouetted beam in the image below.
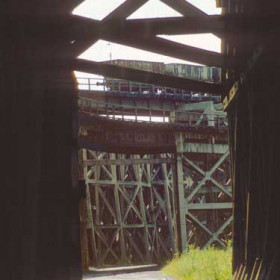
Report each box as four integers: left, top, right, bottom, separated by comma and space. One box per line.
160, 0, 207, 16
114, 16, 223, 35
106, 33, 230, 68
103, 0, 149, 21
69, 16, 234, 67
119, 15, 280, 35
71, 14, 280, 40
71, 0, 149, 57
160, 0, 223, 38
14, 15, 277, 41
72, 59, 227, 94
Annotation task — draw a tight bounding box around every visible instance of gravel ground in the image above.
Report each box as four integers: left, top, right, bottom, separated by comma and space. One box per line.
84, 270, 174, 280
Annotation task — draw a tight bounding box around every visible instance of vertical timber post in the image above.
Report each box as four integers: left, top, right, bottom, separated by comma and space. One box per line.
110, 153, 126, 262
135, 155, 151, 262
175, 132, 187, 252
162, 162, 175, 252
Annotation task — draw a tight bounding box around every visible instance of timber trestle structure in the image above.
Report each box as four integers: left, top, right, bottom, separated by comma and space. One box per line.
78, 96, 232, 268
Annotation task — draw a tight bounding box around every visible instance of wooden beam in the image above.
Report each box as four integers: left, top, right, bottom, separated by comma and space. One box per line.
103, 0, 149, 21
70, 16, 232, 67
71, 0, 150, 57
160, 0, 207, 17
160, 0, 222, 39
112, 16, 224, 35
106, 33, 230, 68
121, 15, 278, 36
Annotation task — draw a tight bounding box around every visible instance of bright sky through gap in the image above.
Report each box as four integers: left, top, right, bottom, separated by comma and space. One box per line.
79, 39, 199, 64
73, 0, 221, 78
73, 0, 127, 20
127, 0, 183, 19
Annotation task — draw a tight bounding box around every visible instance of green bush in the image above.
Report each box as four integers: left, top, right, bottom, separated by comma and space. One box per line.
162, 245, 232, 280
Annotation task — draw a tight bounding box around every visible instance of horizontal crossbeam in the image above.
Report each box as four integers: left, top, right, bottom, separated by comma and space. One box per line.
73, 59, 226, 95
187, 202, 232, 210
71, 17, 233, 68
85, 158, 173, 166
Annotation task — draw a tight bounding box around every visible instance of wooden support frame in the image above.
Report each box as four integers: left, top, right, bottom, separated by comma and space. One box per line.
79, 101, 232, 266
81, 151, 175, 267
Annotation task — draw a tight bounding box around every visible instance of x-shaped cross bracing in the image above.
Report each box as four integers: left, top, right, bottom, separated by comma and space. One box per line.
184, 150, 231, 203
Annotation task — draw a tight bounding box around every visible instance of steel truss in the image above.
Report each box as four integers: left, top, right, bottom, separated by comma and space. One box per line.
182, 149, 232, 249
80, 144, 232, 267
80, 151, 175, 267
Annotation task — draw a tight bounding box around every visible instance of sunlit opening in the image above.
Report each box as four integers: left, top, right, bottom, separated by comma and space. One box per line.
186, 0, 222, 15
127, 0, 182, 20
158, 34, 221, 54
78, 39, 199, 65
72, 0, 126, 20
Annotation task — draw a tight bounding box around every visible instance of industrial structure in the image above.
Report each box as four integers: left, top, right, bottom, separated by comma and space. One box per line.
77, 72, 231, 267
2, 0, 279, 279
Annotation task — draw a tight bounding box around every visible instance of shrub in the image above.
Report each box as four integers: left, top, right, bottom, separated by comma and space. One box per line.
162, 244, 232, 280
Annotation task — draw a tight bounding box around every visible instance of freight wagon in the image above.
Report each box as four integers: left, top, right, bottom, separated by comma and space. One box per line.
103, 59, 165, 74
164, 63, 221, 82
101, 60, 221, 95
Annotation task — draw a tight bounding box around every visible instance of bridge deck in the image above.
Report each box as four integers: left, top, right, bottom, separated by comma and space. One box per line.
78, 111, 228, 154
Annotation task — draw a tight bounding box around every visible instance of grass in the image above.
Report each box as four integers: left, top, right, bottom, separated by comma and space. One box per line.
162, 244, 232, 280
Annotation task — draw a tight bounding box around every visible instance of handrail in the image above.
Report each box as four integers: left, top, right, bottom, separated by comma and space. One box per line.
78, 96, 227, 117
76, 76, 221, 102
78, 100, 228, 130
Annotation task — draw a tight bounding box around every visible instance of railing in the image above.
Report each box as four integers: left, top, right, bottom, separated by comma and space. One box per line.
78, 98, 228, 130
76, 77, 221, 103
